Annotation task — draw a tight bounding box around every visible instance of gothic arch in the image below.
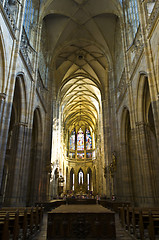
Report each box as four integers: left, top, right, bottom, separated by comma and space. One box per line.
136, 75, 159, 204
78, 168, 84, 184
27, 107, 43, 204
32, 107, 43, 142
0, 27, 6, 93
70, 168, 75, 191
157, 45, 159, 93
120, 106, 131, 142
119, 106, 134, 201
5, 74, 27, 159
4, 74, 28, 127
2, 75, 28, 205
136, 74, 150, 123
15, 73, 28, 123
136, 74, 158, 146
87, 167, 93, 191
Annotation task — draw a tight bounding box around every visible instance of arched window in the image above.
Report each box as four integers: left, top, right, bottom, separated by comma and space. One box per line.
78, 169, 84, 185
70, 129, 75, 150
87, 173, 90, 190
87, 168, 92, 191
77, 128, 84, 150
86, 129, 92, 150
69, 127, 94, 160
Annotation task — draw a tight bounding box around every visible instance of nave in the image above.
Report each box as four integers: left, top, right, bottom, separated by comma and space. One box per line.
1, 199, 159, 239
33, 209, 134, 240
0, 1, 159, 239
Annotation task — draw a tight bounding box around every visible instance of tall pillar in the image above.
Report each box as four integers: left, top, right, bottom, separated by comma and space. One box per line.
118, 142, 133, 202
136, 0, 159, 150
133, 122, 157, 206
0, 101, 13, 195
0, 93, 7, 190
74, 170, 78, 193
102, 99, 111, 197
4, 122, 29, 206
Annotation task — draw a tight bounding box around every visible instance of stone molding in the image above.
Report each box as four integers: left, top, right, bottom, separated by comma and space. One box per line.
0, 93, 6, 100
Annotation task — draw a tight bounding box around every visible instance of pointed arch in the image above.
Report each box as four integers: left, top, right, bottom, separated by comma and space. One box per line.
27, 107, 43, 205
0, 26, 6, 93
70, 168, 75, 191
15, 73, 28, 123
87, 167, 92, 191
120, 106, 131, 142
136, 74, 150, 123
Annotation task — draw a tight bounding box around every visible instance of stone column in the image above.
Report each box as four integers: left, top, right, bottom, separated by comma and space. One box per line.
0, 93, 7, 190
29, 142, 43, 204
3, 122, 29, 206
84, 170, 87, 193
137, 0, 159, 150
66, 167, 70, 193
102, 99, 111, 197
133, 122, 156, 206
74, 170, 78, 193
118, 141, 133, 202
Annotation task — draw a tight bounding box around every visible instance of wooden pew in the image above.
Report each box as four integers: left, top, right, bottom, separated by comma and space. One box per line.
119, 206, 159, 240
148, 211, 159, 240
0, 210, 19, 240
0, 212, 9, 240
0, 206, 43, 239
100, 200, 131, 212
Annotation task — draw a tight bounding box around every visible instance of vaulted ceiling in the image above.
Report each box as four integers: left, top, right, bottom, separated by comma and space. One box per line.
40, 0, 123, 132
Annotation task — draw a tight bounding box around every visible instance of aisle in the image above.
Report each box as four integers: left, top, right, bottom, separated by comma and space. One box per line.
33, 213, 48, 240
33, 213, 135, 240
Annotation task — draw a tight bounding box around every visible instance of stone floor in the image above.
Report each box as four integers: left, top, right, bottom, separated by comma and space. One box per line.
32, 213, 136, 240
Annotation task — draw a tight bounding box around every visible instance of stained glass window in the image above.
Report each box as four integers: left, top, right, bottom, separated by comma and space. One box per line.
86, 152, 92, 158
124, 0, 139, 42
23, 0, 34, 38
86, 129, 92, 150
77, 128, 84, 150
70, 130, 75, 150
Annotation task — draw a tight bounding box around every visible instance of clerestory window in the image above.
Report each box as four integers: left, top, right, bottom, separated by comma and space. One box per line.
23, 0, 34, 38
69, 128, 94, 160
123, 0, 140, 44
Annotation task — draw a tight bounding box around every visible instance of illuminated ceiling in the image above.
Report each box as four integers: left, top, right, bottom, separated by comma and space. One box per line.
60, 75, 101, 132
40, 0, 122, 131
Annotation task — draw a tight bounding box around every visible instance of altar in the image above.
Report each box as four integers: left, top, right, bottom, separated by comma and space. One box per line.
47, 204, 116, 239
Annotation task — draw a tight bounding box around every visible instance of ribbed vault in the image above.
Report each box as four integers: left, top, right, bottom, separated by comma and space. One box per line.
40, 0, 123, 90
60, 75, 101, 133
40, 0, 124, 167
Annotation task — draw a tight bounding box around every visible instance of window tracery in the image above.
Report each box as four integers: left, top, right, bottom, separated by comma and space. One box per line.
86, 128, 92, 150
69, 127, 94, 160
70, 129, 75, 150
23, 0, 35, 38
123, 0, 139, 44
77, 128, 84, 151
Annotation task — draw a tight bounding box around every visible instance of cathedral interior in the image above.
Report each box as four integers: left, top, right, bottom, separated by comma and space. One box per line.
0, 0, 159, 238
